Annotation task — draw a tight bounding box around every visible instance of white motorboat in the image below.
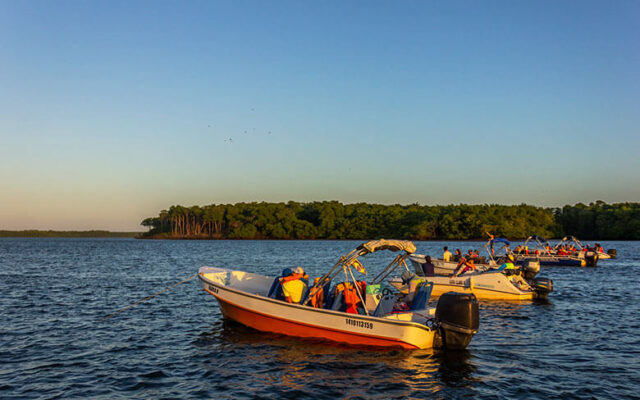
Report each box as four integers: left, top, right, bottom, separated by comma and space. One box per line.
198, 239, 479, 350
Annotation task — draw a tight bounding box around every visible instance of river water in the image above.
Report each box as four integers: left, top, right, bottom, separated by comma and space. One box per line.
1, 238, 639, 399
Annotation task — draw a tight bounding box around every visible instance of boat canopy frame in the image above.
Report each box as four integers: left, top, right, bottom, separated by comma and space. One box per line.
554, 235, 584, 251
523, 235, 554, 255
302, 239, 416, 313
482, 237, 512, 263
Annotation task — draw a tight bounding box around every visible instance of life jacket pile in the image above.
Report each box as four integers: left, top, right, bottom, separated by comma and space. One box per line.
308, 278, 325, 308
333, 281, 367, 314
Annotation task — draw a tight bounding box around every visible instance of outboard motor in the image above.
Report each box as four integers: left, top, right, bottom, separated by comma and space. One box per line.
521, 260, 540, 281
532, 277, 553, 298
607, 249, 617, 259
585, 252, 598, 267
435, 292, 479, 350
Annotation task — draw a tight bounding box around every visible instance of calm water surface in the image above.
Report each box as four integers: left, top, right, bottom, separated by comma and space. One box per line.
1, 239, 639, 399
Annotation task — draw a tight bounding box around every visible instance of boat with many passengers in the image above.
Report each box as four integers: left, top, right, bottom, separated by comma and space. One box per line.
391, 249, 553, 301
512, 235, 612, 267
411, 237, 540, 276
198, 239, 479, 350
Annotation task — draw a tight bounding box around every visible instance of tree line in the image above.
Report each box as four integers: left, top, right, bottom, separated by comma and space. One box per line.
554, 201, 640, 240
139, 201, 640, 240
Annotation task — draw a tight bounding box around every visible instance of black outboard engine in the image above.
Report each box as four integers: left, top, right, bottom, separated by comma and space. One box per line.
435, 292, 479, 350
532, 277, 553, 298
607, 249, 617, 259
521, 260, 540, 281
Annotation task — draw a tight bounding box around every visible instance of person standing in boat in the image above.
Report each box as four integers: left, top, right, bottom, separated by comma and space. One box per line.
443, 246, 452, 261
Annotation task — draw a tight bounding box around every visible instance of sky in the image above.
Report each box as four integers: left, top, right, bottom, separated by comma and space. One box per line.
1, 1, 639, 231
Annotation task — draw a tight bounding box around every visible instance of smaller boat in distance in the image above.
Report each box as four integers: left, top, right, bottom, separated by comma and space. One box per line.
513, 235, 611, 267
411, 237, 540, 277
198, 239, 480, 350
393, 253, 553, 301
554, 236, 616, 259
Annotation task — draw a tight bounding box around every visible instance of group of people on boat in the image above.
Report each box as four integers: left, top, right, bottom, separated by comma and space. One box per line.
513, 244, 545, 255
512, 243, 605, 256
269, 266, 369, 315
443, 246, 482, 263
450, 252, 516, 277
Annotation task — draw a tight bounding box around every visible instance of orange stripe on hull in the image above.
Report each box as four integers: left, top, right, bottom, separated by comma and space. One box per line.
208, 291, 418, 349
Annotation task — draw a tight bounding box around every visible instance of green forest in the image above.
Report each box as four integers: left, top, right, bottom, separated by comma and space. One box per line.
138, 200, 640, 240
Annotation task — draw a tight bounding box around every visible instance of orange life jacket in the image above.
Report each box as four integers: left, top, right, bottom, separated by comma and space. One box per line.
309, 286, 324, 308
280, 273, 303, 284
335, 282, 365, 314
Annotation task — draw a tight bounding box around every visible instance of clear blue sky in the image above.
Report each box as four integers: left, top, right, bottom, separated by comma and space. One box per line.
1, 1, 638, 230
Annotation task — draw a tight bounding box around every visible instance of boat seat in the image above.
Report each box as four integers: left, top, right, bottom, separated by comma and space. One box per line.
298, 285, 310, 305
267, 277, 283, 299
321, 282, 333, 309
373, 295, 396, 317
331, 291, 345, 311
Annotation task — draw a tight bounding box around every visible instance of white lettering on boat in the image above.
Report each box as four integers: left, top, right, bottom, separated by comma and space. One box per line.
345, 318, 373, 329
208, 284, 218, 294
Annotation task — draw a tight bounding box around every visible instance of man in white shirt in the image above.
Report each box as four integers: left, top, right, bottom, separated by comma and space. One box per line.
443, 246, 452, 261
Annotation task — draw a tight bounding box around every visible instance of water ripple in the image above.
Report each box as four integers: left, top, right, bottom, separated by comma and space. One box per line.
1, 238, 639, 399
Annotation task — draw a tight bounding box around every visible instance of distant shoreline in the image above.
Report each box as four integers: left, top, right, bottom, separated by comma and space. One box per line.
0, 230, 141, 238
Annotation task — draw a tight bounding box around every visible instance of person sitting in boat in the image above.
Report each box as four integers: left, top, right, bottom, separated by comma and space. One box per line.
400, 272, 424, 305
421, 255, 435, 276
280, 268, 308, 304
498, 255, 517, 275
595, 243, 604, 253
453, 249, 462, 262
443, 246, 452, 261
293, 266, 309, 286
452, 257, 475, 277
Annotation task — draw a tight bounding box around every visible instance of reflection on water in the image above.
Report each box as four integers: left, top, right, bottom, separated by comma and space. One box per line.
194, 318, 480, 398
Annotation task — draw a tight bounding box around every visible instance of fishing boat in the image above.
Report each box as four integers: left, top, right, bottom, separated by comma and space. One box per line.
198, 239, 479, 350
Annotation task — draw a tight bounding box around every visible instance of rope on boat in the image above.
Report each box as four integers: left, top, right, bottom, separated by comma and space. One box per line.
101, 273, 198, 320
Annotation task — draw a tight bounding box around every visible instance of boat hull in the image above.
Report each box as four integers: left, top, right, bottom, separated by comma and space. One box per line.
516, 255, 586, 267
199, 268, 437, 349
391, 273, 537, 301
